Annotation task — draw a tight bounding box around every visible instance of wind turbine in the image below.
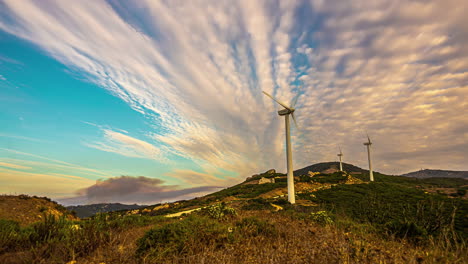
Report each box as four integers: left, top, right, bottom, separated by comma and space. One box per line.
363, 135, 374, 181
263, 91, 298, 204
337, 147, 343, 171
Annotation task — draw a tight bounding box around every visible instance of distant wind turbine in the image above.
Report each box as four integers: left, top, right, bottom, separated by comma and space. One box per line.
337, 147, 343, 171
363, 134, 374, 181
263, 91, 299, 204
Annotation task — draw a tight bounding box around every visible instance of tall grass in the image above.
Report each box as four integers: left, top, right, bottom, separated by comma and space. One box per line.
0, 213, 163, 263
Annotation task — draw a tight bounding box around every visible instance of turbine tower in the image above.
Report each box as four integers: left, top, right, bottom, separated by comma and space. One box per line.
337, 147, 343, 171
363, 135, 374, 181
263, 91, 298, 204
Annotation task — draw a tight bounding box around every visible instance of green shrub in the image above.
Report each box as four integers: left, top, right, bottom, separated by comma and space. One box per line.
310, 182, 467, 241
310, 172, 346, 184
385, 220, 428, 242
310, 211, 334, 225
201, 203, 237, 220
0, 219, 21, 253
136, 216, 232, 259
299, 175, 312, 182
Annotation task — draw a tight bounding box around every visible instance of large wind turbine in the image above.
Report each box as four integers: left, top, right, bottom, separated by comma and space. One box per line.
363, 135, 374, 181
263, 91, 298, 204
337, 147, 343, 171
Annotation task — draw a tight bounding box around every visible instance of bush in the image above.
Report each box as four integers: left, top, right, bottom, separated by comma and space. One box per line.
310, 211, 334, 225
201, 203, 237, 220
136, 216, 232, 259
310, 182, 467, 241
385, 220, 428, 242
0, 219, 21, 253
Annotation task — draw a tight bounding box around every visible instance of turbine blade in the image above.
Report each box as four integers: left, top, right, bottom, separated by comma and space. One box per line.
339, 146, 342, 154
367, 133, 371, 143
291, 93, 300, 108
262, 91, 293, 110
291, 112, 299, 130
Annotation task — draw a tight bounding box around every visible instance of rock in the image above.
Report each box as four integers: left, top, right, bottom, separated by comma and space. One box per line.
345, 175, 363, 184
321, 168, 339, 174
265, 169, 276, 174
258, 177, 275, 184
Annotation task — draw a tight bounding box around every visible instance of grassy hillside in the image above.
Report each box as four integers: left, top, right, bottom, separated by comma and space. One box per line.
0, 165, 467, 263
0, 195, 77, 226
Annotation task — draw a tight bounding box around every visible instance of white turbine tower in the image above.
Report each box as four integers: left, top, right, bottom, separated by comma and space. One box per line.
263, 91, 298, 204
337, 147, 343, 172
363, 135, 374, 181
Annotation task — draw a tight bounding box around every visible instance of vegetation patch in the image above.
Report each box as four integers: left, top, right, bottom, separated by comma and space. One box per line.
136, 216, 233, 260
310, 211, 334, 225
200, 203, 237, 220
309, 182, 467, 242
241, 198, 275, 211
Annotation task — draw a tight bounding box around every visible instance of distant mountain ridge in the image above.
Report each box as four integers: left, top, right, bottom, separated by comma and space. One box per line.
401, 169, 468, 179
67, 203, 144, 218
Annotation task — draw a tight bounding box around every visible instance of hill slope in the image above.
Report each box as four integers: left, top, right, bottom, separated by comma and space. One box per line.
0, 195, 77, 226
294, 162, 367, 176
402, 169, 468, 179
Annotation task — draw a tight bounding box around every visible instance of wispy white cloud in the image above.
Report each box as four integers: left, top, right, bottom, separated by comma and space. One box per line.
0, 133, 46, 143
84, 128, 168, 163
0, 0, 466, 186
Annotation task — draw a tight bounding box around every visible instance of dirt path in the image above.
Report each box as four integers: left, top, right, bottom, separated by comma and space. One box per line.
270, 203, 283, 211
164, 207, 203, 218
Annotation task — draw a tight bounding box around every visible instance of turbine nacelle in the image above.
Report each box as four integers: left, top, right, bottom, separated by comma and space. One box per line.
363, 135, 372, 146
278, 108, 295, 116
263, 91, 299, 128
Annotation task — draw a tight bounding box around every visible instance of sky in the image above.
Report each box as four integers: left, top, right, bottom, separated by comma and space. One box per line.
0, 0, 467, 205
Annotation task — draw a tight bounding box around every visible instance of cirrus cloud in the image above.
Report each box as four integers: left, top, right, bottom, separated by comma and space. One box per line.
0, 0, 466, 188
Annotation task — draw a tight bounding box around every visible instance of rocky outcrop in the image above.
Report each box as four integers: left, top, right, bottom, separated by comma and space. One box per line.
308, 171, 320, 177
321, 167, 339, 174
259, 177, 275, 184
344, 174, 364, 184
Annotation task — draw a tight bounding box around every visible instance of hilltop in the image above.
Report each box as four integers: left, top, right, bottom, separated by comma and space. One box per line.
402, 169, 468, 179
1, 163, 467, 263
0, 195, 77, 226
294, 162, 368, 176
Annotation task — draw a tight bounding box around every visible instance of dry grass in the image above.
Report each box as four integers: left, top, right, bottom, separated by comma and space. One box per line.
55, 210, 465, 264
145, 211, 466, 264
0, 195, 76, 226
